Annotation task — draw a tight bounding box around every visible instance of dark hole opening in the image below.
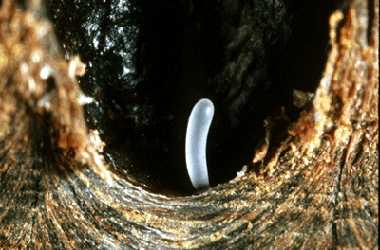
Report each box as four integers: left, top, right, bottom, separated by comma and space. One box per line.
46, 0, 346, 196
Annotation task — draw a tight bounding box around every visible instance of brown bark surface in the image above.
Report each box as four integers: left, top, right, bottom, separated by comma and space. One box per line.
0, 0, 378, 249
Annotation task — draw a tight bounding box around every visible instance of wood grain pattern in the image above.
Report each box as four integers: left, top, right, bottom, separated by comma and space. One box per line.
0, 0, 378, 249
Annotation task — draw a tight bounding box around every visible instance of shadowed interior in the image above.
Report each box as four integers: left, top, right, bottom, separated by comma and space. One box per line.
46, 0, 345, 195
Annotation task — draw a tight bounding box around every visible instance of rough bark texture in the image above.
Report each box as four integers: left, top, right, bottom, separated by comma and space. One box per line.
0, 0, 378, 249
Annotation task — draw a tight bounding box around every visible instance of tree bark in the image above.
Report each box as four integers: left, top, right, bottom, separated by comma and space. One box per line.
0, 0, 378, 249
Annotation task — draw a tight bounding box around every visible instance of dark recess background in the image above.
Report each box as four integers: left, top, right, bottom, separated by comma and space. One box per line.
46, 0, 345, 195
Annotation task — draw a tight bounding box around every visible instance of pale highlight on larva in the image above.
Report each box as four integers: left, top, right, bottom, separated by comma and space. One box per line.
185, 98, 214, 189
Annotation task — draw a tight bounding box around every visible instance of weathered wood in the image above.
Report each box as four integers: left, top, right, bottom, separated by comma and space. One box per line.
0, 0, 378, 249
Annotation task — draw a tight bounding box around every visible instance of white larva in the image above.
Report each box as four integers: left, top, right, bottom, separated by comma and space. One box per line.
185, 98, 214, 189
